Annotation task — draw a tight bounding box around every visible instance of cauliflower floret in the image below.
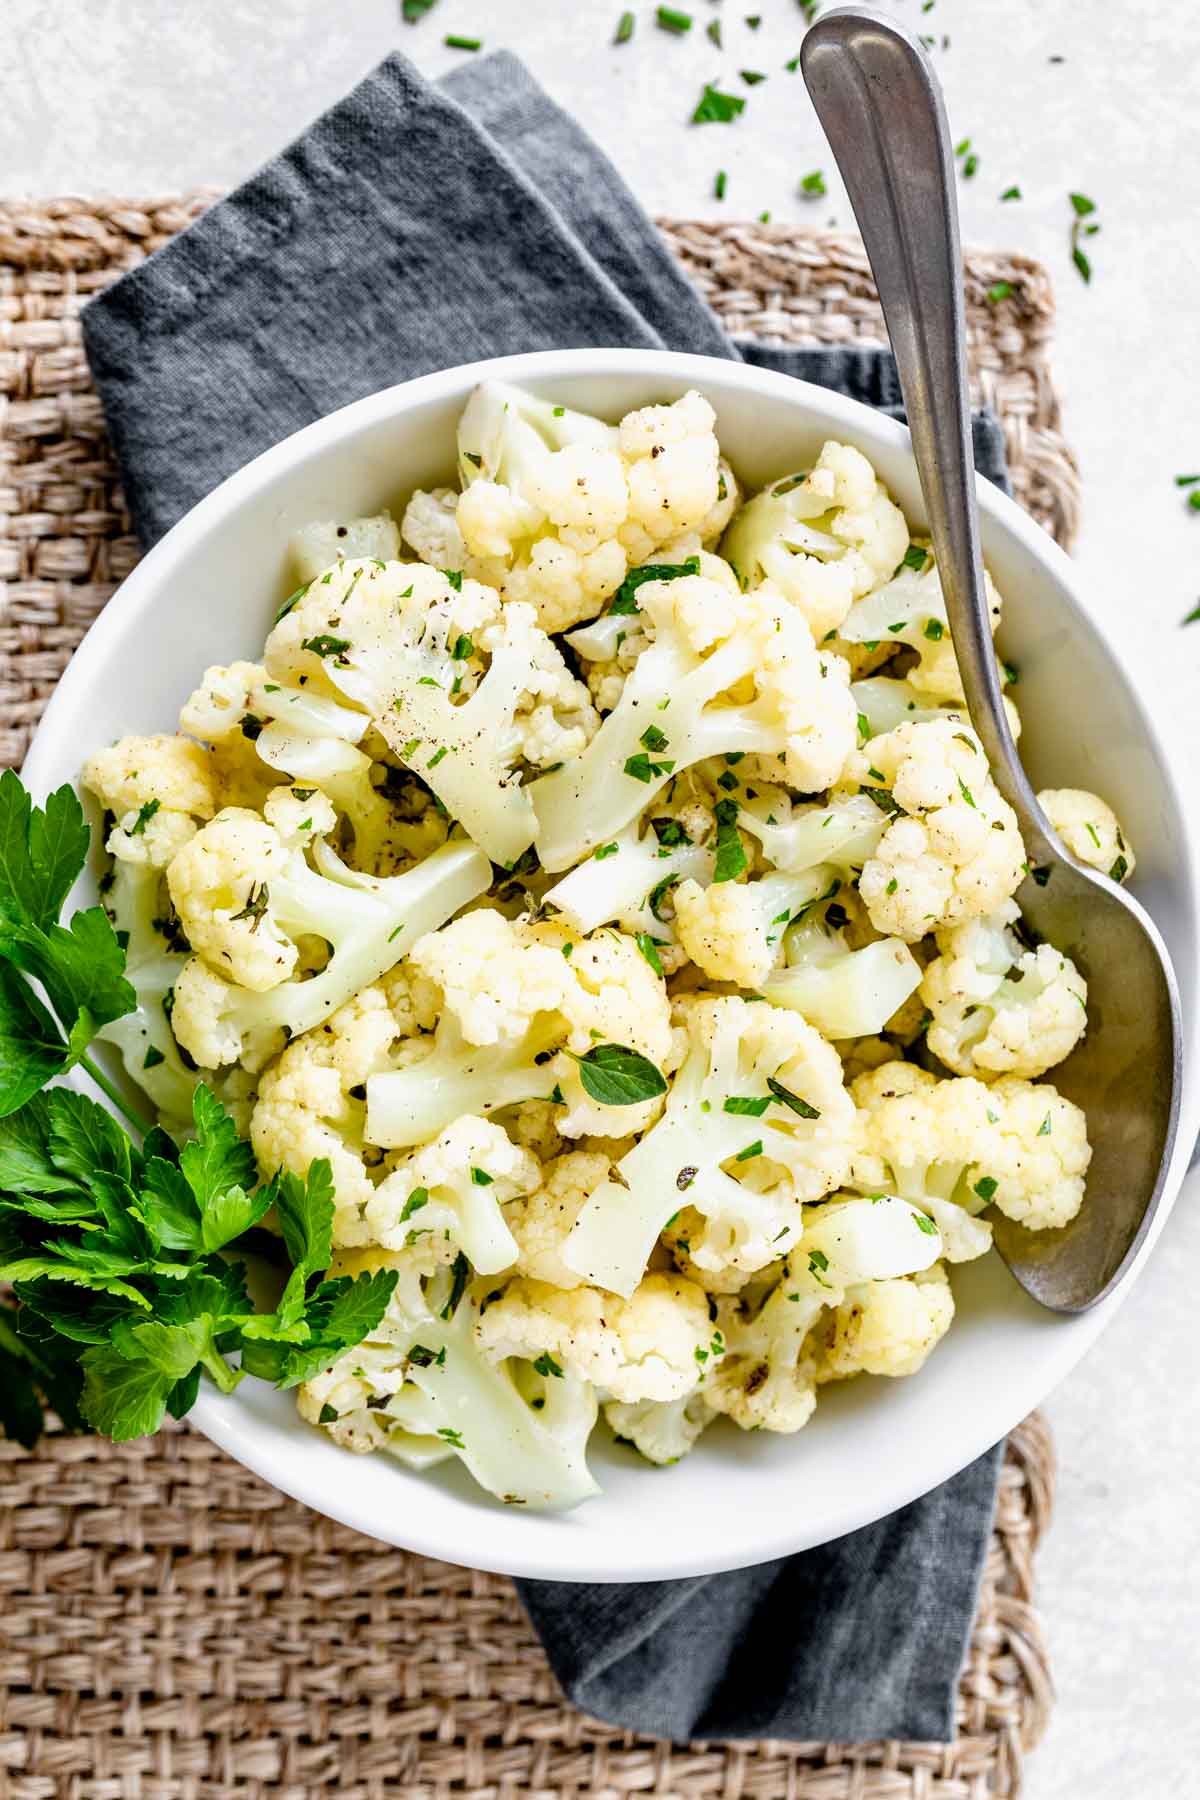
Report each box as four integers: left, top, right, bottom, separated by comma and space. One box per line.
400, 486, 467, 570
97, 859, 196, 1128
851, 720, 1026, 940
837, 549, 1004, 704
617, 390, 724, 564
502, 536, 629, 635
542, 808, 715, 957
506, 1150, 613, 1288
705, 1269, 826, 1433
814, 1265, 954, 1381
603, 1391, 716, 1465
251, 984, 402, 1242
721, 441, 909, 640
297, 1248, 599, 1510
169, 811, 489, 1070
475, 1272, 715, 1403
364, 1116, 539, 1273
848, 1062, 998, 1262
529, 574, 857, 871
264, 557, 596, 866
980, 1076, 1091, 1231
563, 995, 855, 1295
83, 733, 217, 869
764, 902, 924, 1041
673, 868, 834, 989
1038, 787, 1135, 883
167, 809, 298, 991
366, 911, 674, 1147
288, 510, 402, 583
851, 673, 1022, 743
921, 899, 1088, 1078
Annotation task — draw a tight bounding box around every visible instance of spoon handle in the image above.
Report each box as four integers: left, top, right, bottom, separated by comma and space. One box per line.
801, 7, 1051, 857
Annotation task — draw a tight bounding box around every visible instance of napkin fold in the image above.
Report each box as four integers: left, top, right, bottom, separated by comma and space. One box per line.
82, 47, 1009, 1745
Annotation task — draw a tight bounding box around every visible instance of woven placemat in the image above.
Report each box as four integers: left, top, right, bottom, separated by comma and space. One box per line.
0, 195, 1073, 1799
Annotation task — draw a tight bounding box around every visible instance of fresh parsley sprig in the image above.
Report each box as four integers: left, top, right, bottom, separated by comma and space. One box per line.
0, 774, 396, 1445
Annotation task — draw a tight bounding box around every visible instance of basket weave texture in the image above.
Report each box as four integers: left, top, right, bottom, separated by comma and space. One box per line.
0, 195, 1073, 1799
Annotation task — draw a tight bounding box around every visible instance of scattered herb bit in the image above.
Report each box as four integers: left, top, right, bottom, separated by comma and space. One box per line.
561, 942, 574, 959
624, 751, 674, 783
734, 1140, 763, 1162
650, 817, 692, 848
707, 16, 722, 46
741, 69, 767, 86
1038, 1113, 1053, 1137
657, 4, 693, 31
593, 842, 619, 860
610, 555, 699, 616
692, 83, 746, 125
712, 798, 748, 882
1031, 865, 1052, 887
143, 1046, 166, 1070
956, 777, 977, 809
986, 280, 1013, 303
450, 634, 473, 660
400, 1189, 429, 1222
767, 1077, 820, 1120
1181, 602, 1200, 627
1000, 185, 1022, 201
230, 881, 269, 928
427, 746, 449, 769
648, 873, 681, 921
533, 1351, 564, 1378
914, 1212, 938, 1236
857, 712, 871, 742
444, 33, 481, 50
784, 51, 801, 71
437, 1426, 465, 1448
900, 542, 929, 573
469, 1167, 494, 1187
440, 1253, 470, 1320
714, 169, 728, 200
973, 1176, 999, 1202
615, 9, 635, 43
319, 1403, 339, 1424
723, 1095, 772, 1117
923, 617, 945, 640
640, 724, 670, 753
676, 1166, 698, 1191
636, 933, 665, 977
274, 583, 310, 623
130, 798, 161, 836
862, 786, 902, 817
808, 1248, 831, 1288
301, 634, 351, 659
566, 1043, 669, 1106
1109, 855, 1128, 883
800, 169, 826, 198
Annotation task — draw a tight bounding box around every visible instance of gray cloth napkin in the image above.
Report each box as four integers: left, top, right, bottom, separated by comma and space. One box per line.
81, 47, 1007, 1745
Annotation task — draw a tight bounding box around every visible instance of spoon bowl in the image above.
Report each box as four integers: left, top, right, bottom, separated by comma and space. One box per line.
802, 5, 1182, 1311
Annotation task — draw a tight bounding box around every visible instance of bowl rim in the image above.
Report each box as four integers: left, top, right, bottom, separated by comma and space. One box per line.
22, 345, 1200, 1580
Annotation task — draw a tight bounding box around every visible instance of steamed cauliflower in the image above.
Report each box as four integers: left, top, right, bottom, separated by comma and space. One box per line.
89, 384, 1110, 1515
1039, 787, 1135, 883
475, 1272, 715, 1403
921, 899, 1088, 1078
851, 719, 1026, 939
83, 733, 217, 868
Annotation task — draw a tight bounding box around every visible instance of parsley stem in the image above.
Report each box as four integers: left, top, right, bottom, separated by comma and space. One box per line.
200, 1344, 244, 1395
77, 1052, 153, 1137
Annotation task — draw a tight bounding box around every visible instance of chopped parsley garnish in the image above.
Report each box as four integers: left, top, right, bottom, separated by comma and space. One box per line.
723, 1095, 771, 1117
862, 786, 902, 817
808, 1248, 831, 1288
407, 1344, 446, 1369
799, 169, 826, 198
143, 1046, 166, 1070
1069, 192, 1099, 283
437, 1427, 465, 1448
615, 9, 635, 42
986, 281, 1013, 304
973, 1176, 998, 1203
957, 776, 977, 809
301, 634, 351, 658
440, 1253, 470, 1319
1038, 1113, 1053, 1137
1000, 185, 1022, 201
707, 16, 722, 45
470, 1167, 494, 1186
716, 769, 739, 792
741, 69, 767, 86
427, 746, 448, 768
712, 798, 748, 883
767, 1077, 820, 1119
274, 582, 310, 623
230, 881, 269, 928
714, 168, 728, 200
130, 798, 160, 836
319, 1403, 339, 1424
656, 4, 693, 31
593, 841, 619, 860
636, 933, 665, 976
650, 816, 691, 848
624, 751, 675, 783
564, 1043, 668, 1106
444, 34, 481, 51
240, 713, 265, 741
450, 634, 473, 659
610, 554, 699, 616
400, 1188, 429, 1222
648, 872, 680, 920
640, 724, 670, 753
692, 83, 746, 124
923, 617, 944, 640
1109, 854, 1128, 883
914, 1212, 938, 1236
734, 1140, 763, 1162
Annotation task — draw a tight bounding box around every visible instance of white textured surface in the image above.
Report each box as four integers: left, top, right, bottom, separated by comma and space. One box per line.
4, 0, 1200, 1788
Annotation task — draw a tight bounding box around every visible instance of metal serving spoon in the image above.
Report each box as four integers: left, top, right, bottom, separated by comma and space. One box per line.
801, 6, 1182, 1311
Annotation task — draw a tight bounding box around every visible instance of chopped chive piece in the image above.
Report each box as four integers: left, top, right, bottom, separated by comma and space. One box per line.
533, 1352, 564, 1378
657, 4, 693, 31
615, 9, 635, 42
715, 169, 728, 200
444, 33, 481, 50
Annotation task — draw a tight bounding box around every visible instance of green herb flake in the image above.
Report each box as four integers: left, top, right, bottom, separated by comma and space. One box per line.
444, 34, 482, 51
469, 1167, 494, 1187
614, 9, 635, 43
692, 83, 746, 125
734, 1140, 763, 1162
715, 168, 728, 200
767, 1077, 820, 1120
636, 933, 665, 977
723, 1094, 771, 1117
986, 281, 1013, 304
800, 169, 826, 198
610, 554, 699, 616
712, 798, 748, 883
657, 4, 693, 32
143, 1046, 166, 1070
1000, 185, 1022, 201
400, 1188, 429, 1222
741, 69, 767, 86
1109, 854, 1128, 883
640, 724, 670, 753
437, 1426, 465, 1448
566, 1042, 669, 1106
707, 16, 722, 46
973, 1175, 999, 1202
130, 798, 161, 836
593, 842, 619, 860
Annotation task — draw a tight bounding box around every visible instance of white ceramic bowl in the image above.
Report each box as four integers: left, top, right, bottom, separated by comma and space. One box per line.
24, 349, 1200, 1581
